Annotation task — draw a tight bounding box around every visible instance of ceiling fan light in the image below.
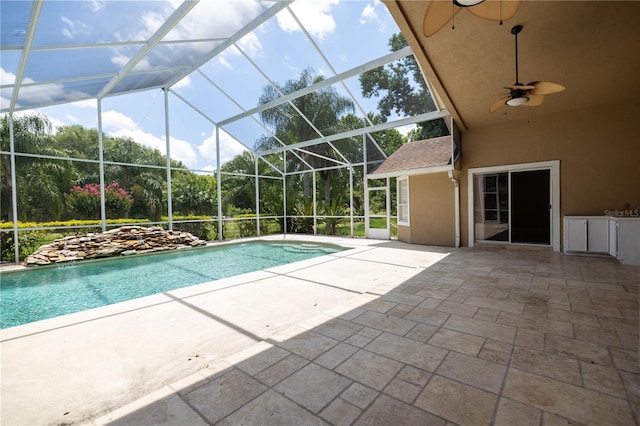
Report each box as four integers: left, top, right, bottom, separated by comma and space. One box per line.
506, 96, 529, 107
453, 0, 485, 7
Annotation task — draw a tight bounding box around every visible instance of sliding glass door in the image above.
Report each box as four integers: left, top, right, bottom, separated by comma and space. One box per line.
474, 169, 551, 245
474, 173, 509, 241
511, 170, 550, 244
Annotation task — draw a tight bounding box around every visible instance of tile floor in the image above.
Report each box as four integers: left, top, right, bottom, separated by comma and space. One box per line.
91, 245, 639, 426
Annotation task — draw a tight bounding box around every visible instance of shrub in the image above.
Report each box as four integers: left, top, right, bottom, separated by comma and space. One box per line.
320, 199, 347, 235
0, 218, 150, 230
104, 183, 133, 218
172, 222, 217, 240
65, 183, 132, 219
0, 230, 46, 261
290, 202, 314, 234
235, 214, 257, 237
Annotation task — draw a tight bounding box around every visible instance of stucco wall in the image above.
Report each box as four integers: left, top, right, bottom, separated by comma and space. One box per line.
400, 98, 639, 249
399, 172, 455, 246
458, 98, 640, 248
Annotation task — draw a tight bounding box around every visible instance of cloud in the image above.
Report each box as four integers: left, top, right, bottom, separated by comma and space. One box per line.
1, 67, 16, 85
110, 53, 130, 67
210, 30, 263, 72
194, 165, 216, 175
216, 56, 233, 70
108, 1, 266, 77
277, 0, 339, 41
0, 68, 15, 110
102, 110, 198, 168
60, 16, 93, 40
68, 99, 97, 109
360, 4, 378, 24
15, 83, 90, 110
87, 0, 105, 12
360, 1, 386, 30
47, 116, 66, 135
198, 128, 248, 166
0, 96, 9, 111
172, 75, 191, 89
168, 0, 263, 41
1, 68, 91, 111
64, 114, 79, 124
396, 124, 416, 136
102, 110, 137, 131
236, 32, 263, 57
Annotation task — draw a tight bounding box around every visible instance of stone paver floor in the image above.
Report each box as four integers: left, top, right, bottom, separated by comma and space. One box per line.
91, 244, 639, 426
1, 237, 638, 425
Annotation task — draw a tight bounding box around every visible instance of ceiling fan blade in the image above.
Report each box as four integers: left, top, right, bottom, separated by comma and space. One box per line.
489, 95, 510, 112
423, 0, 462, 37
467, 0, 520, 21
524, 93, 545, 106
504, 85, 535, 91
528, 81, 566, 95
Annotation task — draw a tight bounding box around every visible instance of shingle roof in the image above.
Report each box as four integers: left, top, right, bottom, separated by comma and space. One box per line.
371, 135, 452, 176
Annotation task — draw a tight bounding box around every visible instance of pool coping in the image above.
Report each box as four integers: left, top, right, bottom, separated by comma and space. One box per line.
1, 235, 453, 425
0, 233, 354, 274
0, 234, 372, 336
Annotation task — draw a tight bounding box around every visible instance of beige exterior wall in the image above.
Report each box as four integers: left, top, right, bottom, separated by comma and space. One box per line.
402, 98, 639, 249
460, 99, 639, 248
398, 173, 455, 246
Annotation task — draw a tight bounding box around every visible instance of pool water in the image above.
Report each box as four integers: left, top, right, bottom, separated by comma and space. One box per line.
0, 241, 343, 329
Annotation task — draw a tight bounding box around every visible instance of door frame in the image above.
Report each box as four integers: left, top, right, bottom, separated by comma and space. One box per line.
365, 177, 391, 240
468, 160, 560, 251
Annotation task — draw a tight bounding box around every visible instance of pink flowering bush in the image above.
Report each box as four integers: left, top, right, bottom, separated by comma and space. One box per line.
65, 183, 133, 219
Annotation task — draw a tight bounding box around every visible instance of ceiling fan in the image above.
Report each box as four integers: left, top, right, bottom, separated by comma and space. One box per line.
489, 24, 565, 112
423, 0, 520, 37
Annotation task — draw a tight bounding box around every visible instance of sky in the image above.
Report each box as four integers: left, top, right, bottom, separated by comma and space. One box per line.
1, 0, 415, 173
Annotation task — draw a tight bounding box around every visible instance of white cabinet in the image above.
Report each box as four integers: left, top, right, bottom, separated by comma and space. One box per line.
564, 217, 609, 254
617, 219, 640, 265
565, 218, 587, 252
564, 216, 640, 265
587, 218, 610, 253
608, 219, 618, 258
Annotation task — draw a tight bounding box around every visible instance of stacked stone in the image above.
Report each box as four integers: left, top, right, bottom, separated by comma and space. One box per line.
23, 226, 206, 267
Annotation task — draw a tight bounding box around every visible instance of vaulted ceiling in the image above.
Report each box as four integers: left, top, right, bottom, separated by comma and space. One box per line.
384, 1, 640, 131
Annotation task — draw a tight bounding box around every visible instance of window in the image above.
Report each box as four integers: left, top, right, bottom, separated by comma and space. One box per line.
397, 177, 409, 225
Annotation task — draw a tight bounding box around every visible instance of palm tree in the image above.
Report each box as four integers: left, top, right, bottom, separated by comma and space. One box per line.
0, 113, 72, 221
220, 151, 257, 214
257, 68, 355, 205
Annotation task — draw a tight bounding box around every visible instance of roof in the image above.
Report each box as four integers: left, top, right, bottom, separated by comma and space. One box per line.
384, 1, 640, 131
370, 135, 452, 178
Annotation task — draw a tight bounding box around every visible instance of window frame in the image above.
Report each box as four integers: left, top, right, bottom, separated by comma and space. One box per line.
397, 176, 410, 226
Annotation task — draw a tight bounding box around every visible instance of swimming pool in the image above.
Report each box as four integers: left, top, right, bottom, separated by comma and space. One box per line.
0, 240, 344, 329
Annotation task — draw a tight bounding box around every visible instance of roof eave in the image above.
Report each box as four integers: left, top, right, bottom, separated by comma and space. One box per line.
367, 164, 453, 180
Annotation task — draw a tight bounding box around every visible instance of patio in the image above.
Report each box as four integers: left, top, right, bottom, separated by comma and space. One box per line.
1, 236, 638, 425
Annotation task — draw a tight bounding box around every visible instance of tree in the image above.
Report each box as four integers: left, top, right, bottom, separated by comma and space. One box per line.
360, 33, 449, 141
1, 115, 210, 224
257, 68, 355, 205
366, 113, 407, 157
103, 136, 167, 220
171, 172, 217, 216
0, 114, 73, 221
220, 151, 256, 214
